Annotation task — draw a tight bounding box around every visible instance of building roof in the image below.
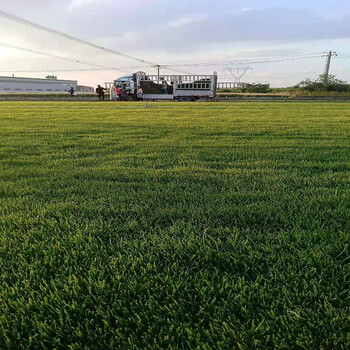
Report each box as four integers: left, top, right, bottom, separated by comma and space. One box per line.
0, 76, 77, 84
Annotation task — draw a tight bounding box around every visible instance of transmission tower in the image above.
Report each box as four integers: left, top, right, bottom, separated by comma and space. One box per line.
224, 67, 252, 87
323, 50, 337, 83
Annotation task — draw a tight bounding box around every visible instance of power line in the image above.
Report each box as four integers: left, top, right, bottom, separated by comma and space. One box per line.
0, 10, 155, 66
172, 54, 324, 67
0, 41, 191, 74
1, 10, 334, 76
0, 9, 346, 78
164, 53, 325, 67
0, 41, 343, 76
1, 55, 330, 75
0, 42, 135, 72
0, 10, 192, 75
337, 53, 350, 60
162, 66, 194, 75
0, 68, 147, 73
0, 67, 194, 75
1, 10, 348, 78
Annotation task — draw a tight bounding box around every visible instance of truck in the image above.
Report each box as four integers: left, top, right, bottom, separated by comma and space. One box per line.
110, 71, 217, 102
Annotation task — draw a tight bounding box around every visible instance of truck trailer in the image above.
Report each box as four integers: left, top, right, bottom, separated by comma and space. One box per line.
110, 71, 217, 101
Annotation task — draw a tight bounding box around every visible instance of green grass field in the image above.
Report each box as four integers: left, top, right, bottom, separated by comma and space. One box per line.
0, 102, 349, 349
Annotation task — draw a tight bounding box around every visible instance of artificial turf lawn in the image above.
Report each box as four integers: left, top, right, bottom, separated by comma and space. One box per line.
0, 101, 349, 349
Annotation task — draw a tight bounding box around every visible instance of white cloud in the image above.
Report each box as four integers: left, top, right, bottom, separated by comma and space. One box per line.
169, 14, 208, 28
69, 0, 109, 10
231, 7, 254, 14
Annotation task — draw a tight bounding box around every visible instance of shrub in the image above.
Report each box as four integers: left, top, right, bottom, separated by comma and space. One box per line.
296, 74, 350, 92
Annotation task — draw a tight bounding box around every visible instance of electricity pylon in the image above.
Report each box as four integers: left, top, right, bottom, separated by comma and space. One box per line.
224, 67, 252, 87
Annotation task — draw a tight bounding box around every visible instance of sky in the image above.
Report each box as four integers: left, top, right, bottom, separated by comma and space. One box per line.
0, 0, 349, 87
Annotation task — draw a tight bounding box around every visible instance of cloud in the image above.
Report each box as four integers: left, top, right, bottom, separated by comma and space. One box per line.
169, 14, 208, 28
231, 7, 254, 14
102, 7, 350, 53
69, 0, 109, 10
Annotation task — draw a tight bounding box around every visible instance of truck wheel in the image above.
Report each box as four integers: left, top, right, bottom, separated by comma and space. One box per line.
178, 96, 193, 102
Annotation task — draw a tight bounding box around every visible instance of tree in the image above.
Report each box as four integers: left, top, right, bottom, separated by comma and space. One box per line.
296, 75, 350, 92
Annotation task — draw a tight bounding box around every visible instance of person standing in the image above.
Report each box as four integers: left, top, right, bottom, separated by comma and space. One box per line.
96, 85, 106, 100
68, 87, 75, 96
115, 85, 123, 101
137, 86, 144, 101
161, 78, 168, 94
121, 84, 128, 100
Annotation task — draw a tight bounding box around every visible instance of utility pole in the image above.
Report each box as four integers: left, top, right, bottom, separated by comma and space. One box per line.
323, 51, 337, 84
156, 65, 161, 84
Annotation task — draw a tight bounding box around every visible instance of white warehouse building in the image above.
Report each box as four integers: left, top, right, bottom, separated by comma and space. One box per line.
0, 75, 78, 93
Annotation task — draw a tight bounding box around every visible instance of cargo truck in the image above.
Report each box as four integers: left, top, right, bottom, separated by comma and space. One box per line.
110, 71, 217, 101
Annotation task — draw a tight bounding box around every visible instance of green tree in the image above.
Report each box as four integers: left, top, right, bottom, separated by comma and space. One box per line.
296, 74, 350, 92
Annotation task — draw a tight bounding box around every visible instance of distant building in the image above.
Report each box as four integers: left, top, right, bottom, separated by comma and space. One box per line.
77, 85, 95, 92
0, 75, 78, 93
